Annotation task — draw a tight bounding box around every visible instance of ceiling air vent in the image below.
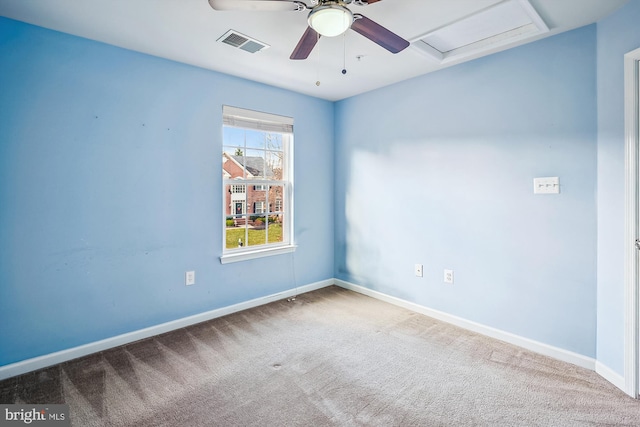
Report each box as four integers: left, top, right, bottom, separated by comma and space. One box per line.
217, 30, 270, 53
411, 0, 548, 64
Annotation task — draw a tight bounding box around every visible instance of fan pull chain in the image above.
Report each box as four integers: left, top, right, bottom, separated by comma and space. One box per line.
342, 32, 347, 75
316, 32, 321, 86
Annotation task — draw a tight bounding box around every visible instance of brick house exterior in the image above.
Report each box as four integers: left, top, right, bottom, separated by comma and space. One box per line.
223, 152, 282, 224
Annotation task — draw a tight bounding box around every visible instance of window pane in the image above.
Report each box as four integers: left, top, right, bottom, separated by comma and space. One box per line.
268, 214, 284, 244
223, 150, 246, 179
245, 129, 265, 150
223, 127, 245, 149
268, 185, 284, 214
225, 216, 248, 249
249, 189, 267, 216
225, 184, 246, 217
244, 149, 268, 179
266, 151, 283, 180
248, 215, 267, 247
265, 133, 282, 151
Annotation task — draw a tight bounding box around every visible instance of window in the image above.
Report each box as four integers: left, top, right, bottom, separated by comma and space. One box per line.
221, 106, 294, 263
254, 201, 266, 214
231, 184, 246, 194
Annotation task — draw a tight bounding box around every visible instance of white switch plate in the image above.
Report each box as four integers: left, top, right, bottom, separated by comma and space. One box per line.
444, 269, 454, 284
185, 271, 195, 286
533, 177, 560, 194
415, 264, 423, 277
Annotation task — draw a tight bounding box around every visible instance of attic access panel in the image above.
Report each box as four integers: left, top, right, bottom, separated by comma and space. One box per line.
411, 0, 548, 63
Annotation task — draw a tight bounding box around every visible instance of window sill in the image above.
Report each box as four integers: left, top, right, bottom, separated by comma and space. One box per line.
220, 244, 297, 264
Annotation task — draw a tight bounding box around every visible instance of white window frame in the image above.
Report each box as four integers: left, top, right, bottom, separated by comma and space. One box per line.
221, 106, 295, 264
231, 184, 246, 193
254, 200, 266, 214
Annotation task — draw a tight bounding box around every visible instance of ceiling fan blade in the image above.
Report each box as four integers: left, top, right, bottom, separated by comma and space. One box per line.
208, 0, 304, 12
351, 14, 410, 54
290, 27, 320, 60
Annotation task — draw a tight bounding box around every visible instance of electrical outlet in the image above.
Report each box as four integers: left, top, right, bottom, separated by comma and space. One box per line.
185, 271, 195, 286
415, 264, 423, 277
533, 177, 560, 194
444, 269, 454, 284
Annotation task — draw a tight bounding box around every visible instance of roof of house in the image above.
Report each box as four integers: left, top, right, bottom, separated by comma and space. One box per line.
231, 155, 274, 179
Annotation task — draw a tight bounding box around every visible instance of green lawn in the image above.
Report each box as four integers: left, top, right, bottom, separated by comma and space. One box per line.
225, 224, 283, 249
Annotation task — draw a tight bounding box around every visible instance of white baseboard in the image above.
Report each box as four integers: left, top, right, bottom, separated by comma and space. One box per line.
2, 277, 630, 398
335, 279, 596, 371
0, 279, 333, 381
596, 361, 627, 393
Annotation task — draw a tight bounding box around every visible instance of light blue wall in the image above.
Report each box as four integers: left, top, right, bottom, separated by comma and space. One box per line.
0, 17, 334, 367
596, 0, 640, 375
335, 26, 598, 357
3, 3, 639, 375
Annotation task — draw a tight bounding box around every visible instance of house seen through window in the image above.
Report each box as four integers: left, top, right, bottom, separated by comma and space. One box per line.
221, 106, 294, 262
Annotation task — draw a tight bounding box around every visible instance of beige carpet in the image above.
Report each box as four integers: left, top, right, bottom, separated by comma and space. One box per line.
1, 285, 639, 426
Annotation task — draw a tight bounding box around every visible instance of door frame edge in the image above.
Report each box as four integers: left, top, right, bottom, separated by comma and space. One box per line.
623, 47, 640, 399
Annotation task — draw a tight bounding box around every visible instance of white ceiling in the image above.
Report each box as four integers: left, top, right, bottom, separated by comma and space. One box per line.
0, 0, 629, 101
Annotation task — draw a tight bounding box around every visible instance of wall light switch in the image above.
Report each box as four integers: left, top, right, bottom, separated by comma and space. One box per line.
533, 177, 560, 194
186, 271, 195, 286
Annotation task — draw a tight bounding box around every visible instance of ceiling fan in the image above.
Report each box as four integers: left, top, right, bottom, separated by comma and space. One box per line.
207, 0, 410, 60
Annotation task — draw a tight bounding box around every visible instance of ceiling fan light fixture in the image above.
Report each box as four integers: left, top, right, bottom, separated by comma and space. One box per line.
308, 5, 353, 37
